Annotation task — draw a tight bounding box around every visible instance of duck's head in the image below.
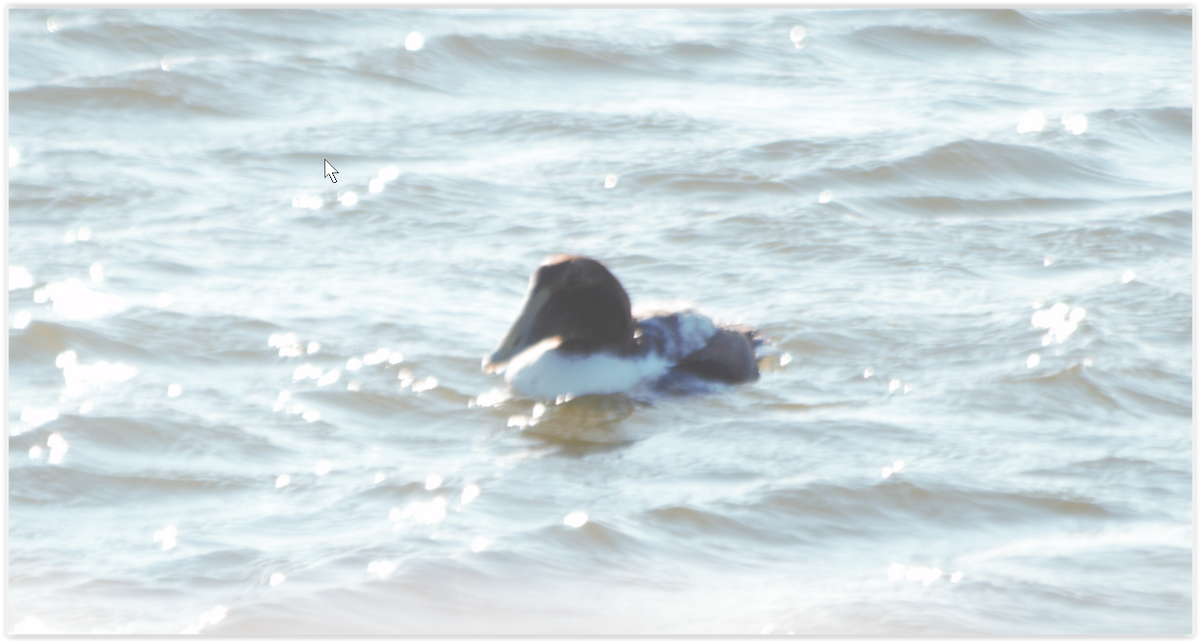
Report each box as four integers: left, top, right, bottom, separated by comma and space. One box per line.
483, 255, 635, 374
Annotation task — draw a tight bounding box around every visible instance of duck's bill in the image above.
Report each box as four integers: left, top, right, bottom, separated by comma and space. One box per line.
482, 287, 552, 374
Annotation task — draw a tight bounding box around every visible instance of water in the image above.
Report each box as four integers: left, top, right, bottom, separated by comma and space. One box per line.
8, 8, 1192, 635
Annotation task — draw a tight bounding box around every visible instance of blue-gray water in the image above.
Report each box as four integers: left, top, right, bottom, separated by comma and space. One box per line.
8, 8, 1192, 634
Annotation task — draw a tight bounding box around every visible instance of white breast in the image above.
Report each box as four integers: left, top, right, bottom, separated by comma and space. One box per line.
504, 340, 672, 398
499, 308, 726, 399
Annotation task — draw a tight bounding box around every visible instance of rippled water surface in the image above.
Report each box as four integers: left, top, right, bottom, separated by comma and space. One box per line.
8, 8, 1192, 634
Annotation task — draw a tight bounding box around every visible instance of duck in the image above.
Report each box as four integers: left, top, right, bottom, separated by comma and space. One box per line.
482, 255, 761, 399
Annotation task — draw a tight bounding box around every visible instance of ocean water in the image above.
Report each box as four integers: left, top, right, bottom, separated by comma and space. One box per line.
7, 8, 1192, 634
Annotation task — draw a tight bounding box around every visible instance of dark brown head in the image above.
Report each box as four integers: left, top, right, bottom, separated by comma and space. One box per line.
483, 255, 636, 373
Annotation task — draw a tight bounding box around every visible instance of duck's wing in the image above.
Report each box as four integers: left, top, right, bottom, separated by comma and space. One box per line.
674, 326, 760, 383
635, 311, 760, 384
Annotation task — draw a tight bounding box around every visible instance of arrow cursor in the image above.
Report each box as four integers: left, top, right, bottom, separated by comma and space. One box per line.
324, 159, 339, 184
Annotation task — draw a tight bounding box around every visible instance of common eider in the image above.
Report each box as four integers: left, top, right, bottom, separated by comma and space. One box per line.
482, 255, 761, 398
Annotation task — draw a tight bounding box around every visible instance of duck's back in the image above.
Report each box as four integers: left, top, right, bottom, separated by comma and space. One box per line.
635, 310, 760, 384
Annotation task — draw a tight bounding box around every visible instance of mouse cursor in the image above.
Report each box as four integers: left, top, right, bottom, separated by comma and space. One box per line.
324, 159, 339, 183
